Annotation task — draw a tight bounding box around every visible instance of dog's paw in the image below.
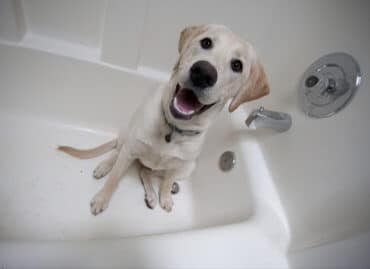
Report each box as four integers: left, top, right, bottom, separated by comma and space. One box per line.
90, 191, 111, 216
160, 195, 174, 212
145, 193, 157, 209
93, 163, 112, 179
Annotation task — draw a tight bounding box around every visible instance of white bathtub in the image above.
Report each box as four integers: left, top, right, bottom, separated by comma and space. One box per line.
1, 1, 370, 268
0, 44, 289, 268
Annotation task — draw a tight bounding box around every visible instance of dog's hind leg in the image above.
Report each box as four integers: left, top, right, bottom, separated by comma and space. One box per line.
93, 149, 119, 179
139, 166, 158, 209
160, 162, 195, 212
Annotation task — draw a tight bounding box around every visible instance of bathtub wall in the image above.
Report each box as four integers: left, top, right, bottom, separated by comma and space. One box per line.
1, 0, 370, 253
1, 1, 369, 76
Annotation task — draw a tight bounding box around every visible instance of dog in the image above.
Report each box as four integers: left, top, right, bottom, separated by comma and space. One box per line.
58, 24, 269, 215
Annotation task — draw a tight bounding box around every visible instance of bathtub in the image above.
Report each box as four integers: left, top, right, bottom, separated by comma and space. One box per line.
1, 1, 370, 268
0, 44, 289, 268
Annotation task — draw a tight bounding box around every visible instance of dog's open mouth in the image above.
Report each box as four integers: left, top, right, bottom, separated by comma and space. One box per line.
170, 84, 215, 120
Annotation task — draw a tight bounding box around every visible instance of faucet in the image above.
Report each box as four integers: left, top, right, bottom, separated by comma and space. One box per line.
245, 106, 292, 132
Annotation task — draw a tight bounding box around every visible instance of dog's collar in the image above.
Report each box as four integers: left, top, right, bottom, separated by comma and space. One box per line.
163, 110, 201, 143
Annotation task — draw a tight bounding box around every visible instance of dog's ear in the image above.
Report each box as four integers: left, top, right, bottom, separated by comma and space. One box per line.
178, 25, 205, 53
228, 59, 270, 112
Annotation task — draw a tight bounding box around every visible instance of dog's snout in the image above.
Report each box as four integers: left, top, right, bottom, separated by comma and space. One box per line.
190, 61, 217, 88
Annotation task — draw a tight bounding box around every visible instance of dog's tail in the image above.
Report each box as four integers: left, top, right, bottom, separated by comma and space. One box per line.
57, 139, 118, 159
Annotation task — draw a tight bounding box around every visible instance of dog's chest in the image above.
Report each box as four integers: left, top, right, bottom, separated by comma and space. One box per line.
137, 142, 185, 170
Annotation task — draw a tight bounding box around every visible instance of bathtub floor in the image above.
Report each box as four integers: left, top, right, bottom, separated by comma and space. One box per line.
0, 112, 251, 240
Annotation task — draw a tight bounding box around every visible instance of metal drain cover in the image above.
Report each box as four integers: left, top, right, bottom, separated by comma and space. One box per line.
299, 53, 361, 118
171, 182, 179, 194
219, 151, 236, 172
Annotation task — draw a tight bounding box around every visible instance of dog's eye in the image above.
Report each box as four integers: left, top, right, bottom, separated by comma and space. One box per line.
200, 38, 213, 49
231, 59, 243, 73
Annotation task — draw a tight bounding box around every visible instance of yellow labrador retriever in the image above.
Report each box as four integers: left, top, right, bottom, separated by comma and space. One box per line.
58, 24, 269, 215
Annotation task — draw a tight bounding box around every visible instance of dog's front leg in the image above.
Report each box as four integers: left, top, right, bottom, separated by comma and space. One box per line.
139, 166, 158, 209
159, 176, 175, 212
90, 147, 134, 215
160, 162, 195, 212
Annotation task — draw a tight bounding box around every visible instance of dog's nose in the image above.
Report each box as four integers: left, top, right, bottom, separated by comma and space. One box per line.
190, 61, 218, 88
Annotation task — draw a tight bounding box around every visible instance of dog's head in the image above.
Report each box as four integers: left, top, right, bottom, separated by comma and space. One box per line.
163, 24, 270, 127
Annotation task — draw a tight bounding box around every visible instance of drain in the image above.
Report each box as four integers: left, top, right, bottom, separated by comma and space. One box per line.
171, 182, 180, 194
219, 151, 236, 172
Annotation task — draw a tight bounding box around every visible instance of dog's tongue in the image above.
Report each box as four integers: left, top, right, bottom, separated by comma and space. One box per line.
174, 88, 203, 114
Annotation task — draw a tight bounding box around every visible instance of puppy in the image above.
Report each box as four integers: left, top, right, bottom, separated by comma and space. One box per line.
58, 24, 269, 215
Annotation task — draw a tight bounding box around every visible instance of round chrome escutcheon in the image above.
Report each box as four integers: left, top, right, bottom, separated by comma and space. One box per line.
299, 53, 361, 118
219, 151, 236, 172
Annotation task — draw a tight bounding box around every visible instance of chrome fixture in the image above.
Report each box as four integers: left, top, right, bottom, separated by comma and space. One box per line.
219, 151, 236, 172
246, 106, 292, 132
299, 52, 361, 118
171, 182, 180, 194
